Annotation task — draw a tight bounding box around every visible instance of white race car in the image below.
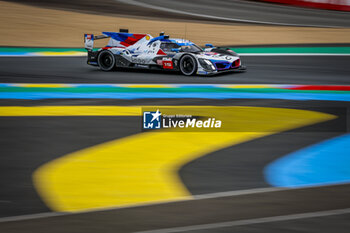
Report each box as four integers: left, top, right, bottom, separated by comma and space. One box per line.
84, 29, 246, 76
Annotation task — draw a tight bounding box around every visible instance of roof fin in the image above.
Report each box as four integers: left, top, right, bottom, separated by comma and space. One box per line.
119, 28, 129, 33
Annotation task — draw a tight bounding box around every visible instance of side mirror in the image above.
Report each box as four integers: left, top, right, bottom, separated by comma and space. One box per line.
171, 48, 180, 52
205, 43, 214, 48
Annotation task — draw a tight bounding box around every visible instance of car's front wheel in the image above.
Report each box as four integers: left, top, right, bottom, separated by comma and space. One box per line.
179, 55, 197, 76
98, 50, 116, 71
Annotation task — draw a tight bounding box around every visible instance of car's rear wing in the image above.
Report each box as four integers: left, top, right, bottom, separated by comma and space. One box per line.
84, 29, 130, 51
84, 34, 109, 51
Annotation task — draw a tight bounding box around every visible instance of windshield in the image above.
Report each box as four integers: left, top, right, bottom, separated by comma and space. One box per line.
180, 44, 202, 53
160, 43, 180, 52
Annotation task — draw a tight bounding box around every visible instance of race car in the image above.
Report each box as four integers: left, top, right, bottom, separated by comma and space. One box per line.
84, 29, 246, 76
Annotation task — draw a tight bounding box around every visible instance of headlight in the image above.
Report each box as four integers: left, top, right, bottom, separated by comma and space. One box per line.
198, 58, 215, 71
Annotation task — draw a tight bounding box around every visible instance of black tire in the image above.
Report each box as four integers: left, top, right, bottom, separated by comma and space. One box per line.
98, 50, 116, 71
179, 55, 197, 76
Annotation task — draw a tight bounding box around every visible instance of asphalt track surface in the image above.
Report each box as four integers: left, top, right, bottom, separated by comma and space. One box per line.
6, 0, 350, 27
1, 55, 350, 84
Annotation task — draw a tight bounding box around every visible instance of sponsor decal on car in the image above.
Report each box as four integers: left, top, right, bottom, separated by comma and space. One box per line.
162, 58, 174, 69
204, 52, 218, 56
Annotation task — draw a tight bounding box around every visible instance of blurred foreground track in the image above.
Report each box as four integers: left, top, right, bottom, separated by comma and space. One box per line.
27, 106, 331, 212
0, 98, 349, 232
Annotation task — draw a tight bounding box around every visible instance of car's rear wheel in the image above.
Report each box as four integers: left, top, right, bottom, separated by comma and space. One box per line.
98, 50, 115, 71
179, 55, 197, 76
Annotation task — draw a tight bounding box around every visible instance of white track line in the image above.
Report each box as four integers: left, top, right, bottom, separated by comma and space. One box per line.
0, 182, 348, 223
114, 0, 339, 28
0, 187, 284, 223
0, 212, 68, 223
134, 208, 350, 233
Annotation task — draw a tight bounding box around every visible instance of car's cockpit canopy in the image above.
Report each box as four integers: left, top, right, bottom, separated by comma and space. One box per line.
160, 42, 202, 53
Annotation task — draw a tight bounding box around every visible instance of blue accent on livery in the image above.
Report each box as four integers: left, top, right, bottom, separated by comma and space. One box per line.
1, 92, 350, 101
168, 39, 194, 46
102, 32, 134, 42
148, 37, 195, 46
210, 59, 232, 70
174, 42, 195, 46
265, 134, 350, 188
148, 36, 169, 45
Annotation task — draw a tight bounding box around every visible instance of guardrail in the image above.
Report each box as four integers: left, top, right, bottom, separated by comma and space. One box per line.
258, 0, 350, 11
